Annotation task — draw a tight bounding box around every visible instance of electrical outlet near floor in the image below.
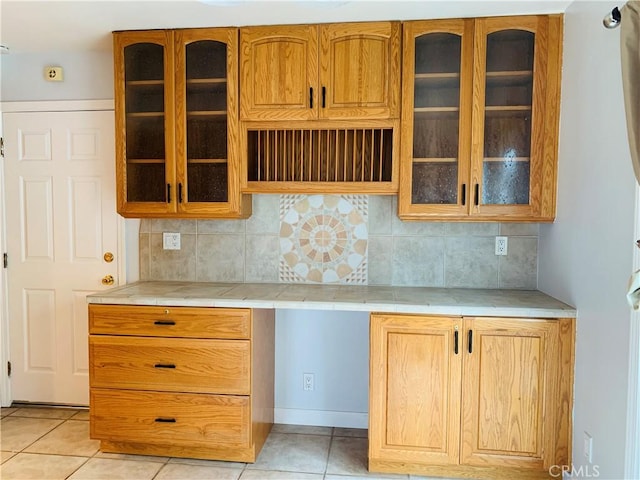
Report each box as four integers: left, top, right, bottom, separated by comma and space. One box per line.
583, 431, 593, 463
303, 373, 314, 391
495, 236, 508, 256
163, 232, 181, 250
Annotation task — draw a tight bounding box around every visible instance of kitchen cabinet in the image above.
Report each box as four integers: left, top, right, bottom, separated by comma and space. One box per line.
239, 22, 401, 193
113, 28, 250, 219
88, 304, 274, 462
398, 15, 563, 222
369, 313, 575, 479
239, 22, 401, 121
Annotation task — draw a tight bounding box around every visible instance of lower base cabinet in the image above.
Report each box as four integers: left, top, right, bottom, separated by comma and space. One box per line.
88, 304, 275, 462
369, 314, 575, 480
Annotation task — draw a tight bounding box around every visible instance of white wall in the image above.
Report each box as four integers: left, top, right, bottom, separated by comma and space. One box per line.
1, 51, 113, 101
275, 309, 369, 427
538, 2, 636, 478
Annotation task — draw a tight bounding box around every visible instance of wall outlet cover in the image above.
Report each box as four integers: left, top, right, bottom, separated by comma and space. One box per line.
495, 236, 508, 256
163, 232, 181, 250
44, 66, 64, 82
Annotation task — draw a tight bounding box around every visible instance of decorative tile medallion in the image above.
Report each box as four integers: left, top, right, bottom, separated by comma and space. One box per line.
279, 195, 368, 284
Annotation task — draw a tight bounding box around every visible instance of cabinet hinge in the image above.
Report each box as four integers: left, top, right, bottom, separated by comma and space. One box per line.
3, 253, 7, 269
7, 361, 11, 377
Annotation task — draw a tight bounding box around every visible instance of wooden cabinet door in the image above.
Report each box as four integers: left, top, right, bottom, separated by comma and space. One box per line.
114, 30, 177, 217
470, 15, 562, 221
240, 25, 318, 121
398, 19, 474, 220
460, 317, 559, 469
319, 22, 400, 119
369, 314, 462, 467
174, 28, 248, 218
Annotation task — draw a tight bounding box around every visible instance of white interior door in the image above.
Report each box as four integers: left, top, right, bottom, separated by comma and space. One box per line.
4, 110, 120, 405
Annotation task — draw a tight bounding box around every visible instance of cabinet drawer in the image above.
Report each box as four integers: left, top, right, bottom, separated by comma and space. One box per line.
90, 389, 250, 448
90, 336, 250, 394
89, 305, 251, 339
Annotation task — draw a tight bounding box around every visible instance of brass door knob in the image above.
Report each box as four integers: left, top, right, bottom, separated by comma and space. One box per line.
101, 275, 114, 286
104, 252, 114, 263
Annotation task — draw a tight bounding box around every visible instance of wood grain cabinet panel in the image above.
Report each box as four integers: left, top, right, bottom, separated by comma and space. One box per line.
89, 336, 251, 394
369, 313, 575, 480
91, 389, 251, 448
460, 318, 559, 469
88, 304, 275, 463
398, 15, 563, 222
319, 22, 400, 119
240, 25, 319, 121
240, 22, 400, 121
370, 314, 462, 466
89, 304, 251, 339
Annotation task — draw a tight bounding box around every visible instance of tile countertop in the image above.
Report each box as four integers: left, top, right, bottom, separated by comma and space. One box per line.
86, 281, 576, 318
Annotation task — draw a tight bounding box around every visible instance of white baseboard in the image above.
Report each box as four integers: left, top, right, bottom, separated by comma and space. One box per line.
274, 408, 368, 429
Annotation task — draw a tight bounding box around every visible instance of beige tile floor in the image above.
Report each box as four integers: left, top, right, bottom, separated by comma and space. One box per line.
0, 406, 454, 480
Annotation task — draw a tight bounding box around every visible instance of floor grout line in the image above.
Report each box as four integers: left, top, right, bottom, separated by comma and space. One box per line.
2, 407, 376, 480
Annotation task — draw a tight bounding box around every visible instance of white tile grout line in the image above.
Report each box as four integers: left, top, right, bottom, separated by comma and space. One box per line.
3, 409, 373, 479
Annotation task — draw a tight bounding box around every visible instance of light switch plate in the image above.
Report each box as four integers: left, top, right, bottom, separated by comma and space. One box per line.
163, 232, 181, 250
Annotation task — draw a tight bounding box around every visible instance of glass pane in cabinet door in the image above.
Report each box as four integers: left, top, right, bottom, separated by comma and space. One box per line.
185, 40, 228, 203
124, 43, 166, 202
411, 33, 461, 205
482, 30, 534, 205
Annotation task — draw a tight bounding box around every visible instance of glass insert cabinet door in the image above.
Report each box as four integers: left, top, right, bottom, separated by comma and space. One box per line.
470, 16, 548, 218
114, 30, 176, 216
114, 28, 245, 218
175, 28, 242, 218
175, 28, 239, 214
399, 16, 560, 221
399, 19, 474, 218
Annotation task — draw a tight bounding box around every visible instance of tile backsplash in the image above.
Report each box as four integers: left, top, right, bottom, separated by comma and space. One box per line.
139, 194, 538, 289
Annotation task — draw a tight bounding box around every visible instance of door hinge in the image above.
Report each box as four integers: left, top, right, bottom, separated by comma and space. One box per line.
7, 361, 11, 377
3, 253, 7, 269
0, 138, 4, 157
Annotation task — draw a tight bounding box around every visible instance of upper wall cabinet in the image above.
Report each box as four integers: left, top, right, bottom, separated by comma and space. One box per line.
239, 22, 401, 121
113, 28, 250, 218
398, 15, 563, 222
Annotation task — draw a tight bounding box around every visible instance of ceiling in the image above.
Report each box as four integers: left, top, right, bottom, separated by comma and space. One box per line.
0, 0, 574, 55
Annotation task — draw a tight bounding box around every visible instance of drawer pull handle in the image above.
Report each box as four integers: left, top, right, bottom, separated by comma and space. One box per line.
454, 331, 459, 354
154, 364, 176, 369
155, 418, 176, 423
154, 320, 175, 326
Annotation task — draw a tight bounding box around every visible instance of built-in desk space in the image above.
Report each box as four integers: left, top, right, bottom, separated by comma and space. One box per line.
87, 281, 576, 317
87, 282, 576, 480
